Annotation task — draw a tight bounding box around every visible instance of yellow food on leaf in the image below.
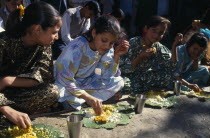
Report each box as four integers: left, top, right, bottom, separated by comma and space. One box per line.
194, 89, 210, 98
94, 105, 115, 123
2, 126, 37, 138
2, 125, 54, 138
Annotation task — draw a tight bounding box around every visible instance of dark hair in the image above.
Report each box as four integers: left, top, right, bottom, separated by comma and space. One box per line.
84, 1, 101, 16
145, 16, 171, 29
139, 16, 171, 36
186, 32, 208, 49
201, 8, 210, 25
111, 8, 125, 20
6, 1, 61, 38
83, 15, 123, 42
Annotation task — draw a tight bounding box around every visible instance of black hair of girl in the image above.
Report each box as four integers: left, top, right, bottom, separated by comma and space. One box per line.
139, 16, 171, 36
83, 15, 123, 42
145, 16, 171, 29
186, 32, 208, 49
6, 1, 61, 38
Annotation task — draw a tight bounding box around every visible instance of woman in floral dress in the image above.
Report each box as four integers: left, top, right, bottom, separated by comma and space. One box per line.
120, 16, 177, 93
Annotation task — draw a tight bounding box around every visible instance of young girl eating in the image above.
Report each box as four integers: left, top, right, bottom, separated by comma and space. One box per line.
174, 32, 209, 92
54, 15, 130, 115
120, 16, 177, 93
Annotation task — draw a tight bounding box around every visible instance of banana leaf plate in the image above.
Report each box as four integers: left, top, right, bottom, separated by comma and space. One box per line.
0, 124, 65, 138
129, 91, 178, 108
72, 104, 135, 129
181, 90, 210, 100
145, 96, 179, 108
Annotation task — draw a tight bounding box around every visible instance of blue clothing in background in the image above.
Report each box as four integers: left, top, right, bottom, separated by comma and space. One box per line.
200, 28, 210, 39
174, 44, 209, 89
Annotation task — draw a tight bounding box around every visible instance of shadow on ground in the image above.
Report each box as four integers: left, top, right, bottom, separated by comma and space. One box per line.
134, 96, 210, 138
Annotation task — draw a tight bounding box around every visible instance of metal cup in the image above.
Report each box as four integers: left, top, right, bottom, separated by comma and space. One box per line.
174, 80, 182, 96
67, 114, 83, 138
134, 94, 146, 114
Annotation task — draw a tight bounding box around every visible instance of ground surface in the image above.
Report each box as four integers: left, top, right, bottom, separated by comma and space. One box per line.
32, 95, 210, 138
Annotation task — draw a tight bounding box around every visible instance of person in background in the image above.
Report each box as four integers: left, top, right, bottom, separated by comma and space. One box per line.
51, 1, 100, 60
174, 32, 209, 92
120, 16, 177, 93
0, 0, 22, 31
182, 9, 210, 82
0, 2, 61, 129
110, 8, 125, 23
54, 15, 129, 115
60, 1, 100, 45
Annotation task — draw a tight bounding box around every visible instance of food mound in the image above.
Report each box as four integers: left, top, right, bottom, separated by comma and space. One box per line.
2, 126, 37, 138
1, 126, 55, 138
85, 105, 121, 124
144, 91, 177, 107
193, 90, 210, 98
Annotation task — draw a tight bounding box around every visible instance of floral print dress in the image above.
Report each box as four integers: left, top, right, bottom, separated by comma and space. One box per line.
54, 36, 124, 110
120, 36, 176, 93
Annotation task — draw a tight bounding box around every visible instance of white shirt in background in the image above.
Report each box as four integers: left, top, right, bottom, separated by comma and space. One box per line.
61, 7, 90, 45
0, 7, 9, 31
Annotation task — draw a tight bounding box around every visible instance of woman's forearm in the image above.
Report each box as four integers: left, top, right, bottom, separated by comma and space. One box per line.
114, 55, 120, 64
171, 46, 177, 63
174, 76, 190, 87
1, 76, 39, 88
0, 106, 7, 113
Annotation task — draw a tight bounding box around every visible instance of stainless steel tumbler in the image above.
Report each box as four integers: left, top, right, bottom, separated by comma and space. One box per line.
134, 94, 146, 114
174, 80, 182, 96
67, 114, 83, 138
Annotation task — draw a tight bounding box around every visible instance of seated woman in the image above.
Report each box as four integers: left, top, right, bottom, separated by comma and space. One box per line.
120, 16, 177, 93
0, 2, 62, 129
183, 9, 210, 70
54, 15, 130, 115
174, 32, 209, 92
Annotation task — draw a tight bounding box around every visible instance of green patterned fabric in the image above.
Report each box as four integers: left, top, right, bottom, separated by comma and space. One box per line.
120, 36, 176, 93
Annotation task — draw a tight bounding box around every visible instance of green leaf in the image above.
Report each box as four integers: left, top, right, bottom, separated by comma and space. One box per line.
145, 96, 179, 108
74, 104, 135, 129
